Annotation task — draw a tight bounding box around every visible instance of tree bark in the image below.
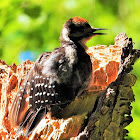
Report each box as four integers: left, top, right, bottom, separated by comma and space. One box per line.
73, 33, 140, 140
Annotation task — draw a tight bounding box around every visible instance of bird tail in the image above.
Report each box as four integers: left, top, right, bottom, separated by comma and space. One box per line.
16, 107, 46, 137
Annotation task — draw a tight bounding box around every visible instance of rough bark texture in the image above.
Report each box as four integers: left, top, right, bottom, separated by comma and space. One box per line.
0, 33, 139, 140
72, 33, 140, 140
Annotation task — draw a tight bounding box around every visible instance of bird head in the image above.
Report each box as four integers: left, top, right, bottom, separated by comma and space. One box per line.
60, 16, 106, 45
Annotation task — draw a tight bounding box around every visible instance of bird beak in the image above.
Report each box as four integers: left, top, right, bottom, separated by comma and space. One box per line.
91, 27, 107, 35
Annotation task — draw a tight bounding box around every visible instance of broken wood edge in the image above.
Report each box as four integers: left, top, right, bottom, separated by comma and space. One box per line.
74, 34, 140, 140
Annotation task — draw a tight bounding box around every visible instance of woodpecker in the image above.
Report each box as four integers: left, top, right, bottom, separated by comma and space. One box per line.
9, 17, 105, 137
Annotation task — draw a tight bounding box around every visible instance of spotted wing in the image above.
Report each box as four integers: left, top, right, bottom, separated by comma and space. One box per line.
16, 63, 61, 136
9, 50, 68, 136
10, 46, 75, 136
26, 63, 61, 111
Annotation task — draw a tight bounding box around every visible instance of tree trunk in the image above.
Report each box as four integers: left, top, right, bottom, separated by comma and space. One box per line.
73, 33, 140, 140
0, 33, 139, 140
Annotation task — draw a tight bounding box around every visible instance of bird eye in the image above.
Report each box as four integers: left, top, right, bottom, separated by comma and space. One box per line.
81, 27, 85, 32
76, 26, 84, 32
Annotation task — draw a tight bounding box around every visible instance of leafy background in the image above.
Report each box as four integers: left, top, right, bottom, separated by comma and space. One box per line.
0, 0, 140, 139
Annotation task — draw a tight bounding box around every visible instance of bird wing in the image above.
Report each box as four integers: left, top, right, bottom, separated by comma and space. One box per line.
9, 47, 76, 136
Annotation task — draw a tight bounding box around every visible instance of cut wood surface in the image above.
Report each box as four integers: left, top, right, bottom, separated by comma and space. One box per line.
0, 33, 139, 140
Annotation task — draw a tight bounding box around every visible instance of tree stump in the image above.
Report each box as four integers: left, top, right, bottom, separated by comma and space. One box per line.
0, 33, 139, 140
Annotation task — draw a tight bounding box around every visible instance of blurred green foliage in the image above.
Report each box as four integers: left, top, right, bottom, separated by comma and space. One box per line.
0, 0, 140, 139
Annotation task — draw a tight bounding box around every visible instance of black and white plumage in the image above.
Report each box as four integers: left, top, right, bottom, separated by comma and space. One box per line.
9, 17, 105, 137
